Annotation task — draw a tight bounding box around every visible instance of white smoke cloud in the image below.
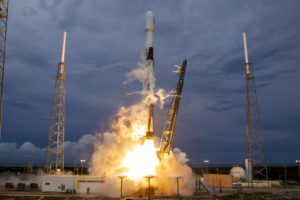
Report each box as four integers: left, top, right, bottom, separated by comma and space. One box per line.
0, 173, 42, 185
173, 147, 190, 164
156, 88, 169, 109
64, 134, 97, 164
126, 53, 168, 109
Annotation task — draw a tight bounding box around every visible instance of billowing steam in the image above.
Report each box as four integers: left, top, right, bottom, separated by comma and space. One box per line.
156, 88, 168, 109
0, 172, 42, 186
90, 54, 195, 196
126, 53, 168, 107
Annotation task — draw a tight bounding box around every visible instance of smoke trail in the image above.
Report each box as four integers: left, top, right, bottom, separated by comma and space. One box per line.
156, 88, 168, 109
127, 53, 157, 103
126, 53, 169, 109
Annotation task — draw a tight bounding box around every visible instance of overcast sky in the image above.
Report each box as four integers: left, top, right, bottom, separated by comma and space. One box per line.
0, 0, 299, 166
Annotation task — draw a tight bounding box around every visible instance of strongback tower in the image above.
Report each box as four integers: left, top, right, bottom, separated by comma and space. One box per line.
159, 58, 187, 160
242, 32, 268, 183
0, 0, 8, 137
44, 32, 67, 174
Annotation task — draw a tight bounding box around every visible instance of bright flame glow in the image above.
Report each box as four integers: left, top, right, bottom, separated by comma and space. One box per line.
131, 124, 146, 140
122, 139, 160, 180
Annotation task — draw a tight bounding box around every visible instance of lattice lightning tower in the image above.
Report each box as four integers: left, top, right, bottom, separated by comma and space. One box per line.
44, 32, 67, 174
242, 32, 268, 183
0, 0, 8, 137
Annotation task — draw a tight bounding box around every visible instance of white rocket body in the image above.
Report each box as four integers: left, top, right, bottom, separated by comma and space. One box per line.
145, 10, 155, 96
58, 31, 67, 79
145, 10, 154, 49
144, 10, 155, 138
61, 31, 67, 63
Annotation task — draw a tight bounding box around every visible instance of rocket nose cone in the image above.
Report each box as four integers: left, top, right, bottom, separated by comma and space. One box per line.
145, 10, 155, 31
146, 10, 154, 18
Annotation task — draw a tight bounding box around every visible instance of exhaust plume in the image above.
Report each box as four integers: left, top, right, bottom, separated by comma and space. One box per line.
89, 55, 195, 196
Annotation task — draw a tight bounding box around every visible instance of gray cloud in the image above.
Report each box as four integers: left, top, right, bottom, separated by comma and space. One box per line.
0, 0, 299, 165
0, 134, 97, 166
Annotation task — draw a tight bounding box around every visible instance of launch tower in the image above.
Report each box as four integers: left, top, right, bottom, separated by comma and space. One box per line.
0, 0, 8, 137
242, 32, 268, 183
44, 32, 67, 174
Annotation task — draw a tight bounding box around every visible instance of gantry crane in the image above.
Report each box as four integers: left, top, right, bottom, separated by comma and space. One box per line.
159, 58, 187, 160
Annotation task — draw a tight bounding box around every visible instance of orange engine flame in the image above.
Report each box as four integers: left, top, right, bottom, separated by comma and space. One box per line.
121, 138, 160, 181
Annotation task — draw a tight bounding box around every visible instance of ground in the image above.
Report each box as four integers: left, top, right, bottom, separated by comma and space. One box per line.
1, 187, 300, 200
